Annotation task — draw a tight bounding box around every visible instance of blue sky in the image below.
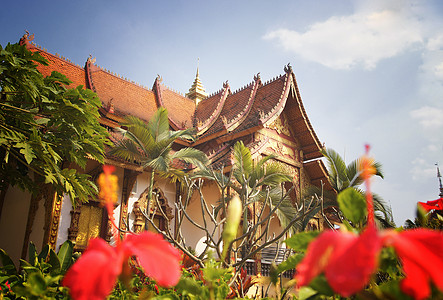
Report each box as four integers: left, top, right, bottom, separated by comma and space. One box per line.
2, 0, 443, 225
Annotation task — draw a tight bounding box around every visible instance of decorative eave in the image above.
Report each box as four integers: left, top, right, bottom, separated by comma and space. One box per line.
85, 56, 97, 92
303, 159, 333, 191
207, 143, 231, 166
224, 73, 261, 133
195, 81, 230, 135
288, 67, 323, 161
217, 123, 264, 144
260, 67, 292, 127
152, 76, 184, 131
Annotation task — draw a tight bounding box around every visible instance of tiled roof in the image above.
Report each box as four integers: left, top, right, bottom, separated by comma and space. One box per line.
20, 34, 327, 186
198, 82, 254, 141
303, 159, 333, 191
153, 78, 195, 129
218, 73, 289, 141
87, 63, 158, 123
31, 48, 87, 89
193, 83, 230, 134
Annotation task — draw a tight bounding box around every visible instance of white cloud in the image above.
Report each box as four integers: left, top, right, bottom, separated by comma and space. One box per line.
426, 33, 443, 51
264, 2, 423, 70
410, 106, 443, 129
410, 157, 436, 181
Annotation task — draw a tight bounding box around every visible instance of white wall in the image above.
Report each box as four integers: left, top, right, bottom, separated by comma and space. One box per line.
0, 186, 33, 265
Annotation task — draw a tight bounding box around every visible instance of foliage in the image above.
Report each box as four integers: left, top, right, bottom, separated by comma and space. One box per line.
316, 147, 395, 228
404, 205, 443, 230
0, 42, 110, 204
0, 241, 74, 299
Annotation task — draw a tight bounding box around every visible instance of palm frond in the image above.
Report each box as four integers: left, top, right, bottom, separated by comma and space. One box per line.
346, 158, 363, 187
233, 141, 253, 184
146, 155, 169, 173
171, 147, 208, 169
108, 139, 146, 163
157, 168, 186, 183
168, 127, 197, 142
116, 126, 155, 158
249, 155, 277, 186
261, 186, 298, 234
320, 148, 349, 191
148, 107, 170, 142
372, 193, 395, 227
347, 158, 384, 187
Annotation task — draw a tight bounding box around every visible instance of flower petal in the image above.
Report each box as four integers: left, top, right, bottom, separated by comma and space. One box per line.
387, 229, 443, 298
400, 257, 431, 300
325, 225, 382, 297
62, 238, 122, 300
295, 230, 356, 287
124, 232, 181, 287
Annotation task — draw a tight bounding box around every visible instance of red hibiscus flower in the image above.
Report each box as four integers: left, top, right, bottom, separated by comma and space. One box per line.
383, 229, 443, 300
63, 165, 181, 300
63, 232, 181, 300
295, 225, 382, 297
295, 146, 443, 299
418, 198, 443, 211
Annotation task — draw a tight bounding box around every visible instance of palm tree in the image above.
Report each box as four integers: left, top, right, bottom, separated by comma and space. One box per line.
316, 148, 395, 228
109, 107, 208, 226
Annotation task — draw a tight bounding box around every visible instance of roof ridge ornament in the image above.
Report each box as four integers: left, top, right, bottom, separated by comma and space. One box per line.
186, 61, 208, 105
87, 54, 96, 64
19, 30, 34, 45
254, 72, 261, 82
284, 63, 293, 74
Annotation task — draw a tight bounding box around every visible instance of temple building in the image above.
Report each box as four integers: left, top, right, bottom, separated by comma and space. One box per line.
0, 34, 333, 272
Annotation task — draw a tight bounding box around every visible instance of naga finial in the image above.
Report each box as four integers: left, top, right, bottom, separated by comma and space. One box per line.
254, 72, 261, 82
19, 30, 34, 45
284, 63, 293, 74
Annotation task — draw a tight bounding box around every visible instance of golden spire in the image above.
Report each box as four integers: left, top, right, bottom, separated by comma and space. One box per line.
186, 58, 208, 105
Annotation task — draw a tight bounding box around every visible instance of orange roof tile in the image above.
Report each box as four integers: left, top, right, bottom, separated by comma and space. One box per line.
153, 78, 195, 129
30, 47, 87, 89
193, 82, 230, 134
87, 63, 158, 123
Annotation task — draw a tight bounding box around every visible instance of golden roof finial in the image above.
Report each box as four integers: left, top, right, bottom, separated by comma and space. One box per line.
186, 58, 208, 106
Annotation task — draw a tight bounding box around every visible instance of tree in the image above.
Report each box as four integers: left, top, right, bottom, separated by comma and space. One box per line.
109, 108, 208, 227
229, 141, 296, 234
0, 41, 110, 256
312, 148, 395, 227
152, 140, 325, 283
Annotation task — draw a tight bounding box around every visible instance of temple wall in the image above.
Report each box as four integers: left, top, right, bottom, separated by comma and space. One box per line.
182, 182, 221, 255
0, 185, 45, 265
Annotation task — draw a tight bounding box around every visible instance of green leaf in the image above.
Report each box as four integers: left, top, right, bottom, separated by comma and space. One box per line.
38, 244, 49, 262
285, 231, 320, 252
308, 274, 334, 297
0, 248, 17, 276
276, 252, 304, 274
48, 249, 61, 274
57, 240, 73, 272
298, 286, 318, 300
16, 142, 36, 164
377, 279, 413, 300
28, 242, 37, 266
174, 277, 204, 296
25, 271, 46, 295
337, 187, 367, 224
